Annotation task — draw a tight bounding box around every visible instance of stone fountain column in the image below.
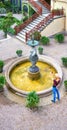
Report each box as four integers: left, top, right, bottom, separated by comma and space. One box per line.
27, 36, 40, 79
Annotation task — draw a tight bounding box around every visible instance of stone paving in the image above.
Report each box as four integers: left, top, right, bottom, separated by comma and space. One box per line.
0, 34, 67, 130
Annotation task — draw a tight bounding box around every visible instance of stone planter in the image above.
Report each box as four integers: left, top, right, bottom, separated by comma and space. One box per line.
38, 47, 43, 54
16, 50, 22, 57
17, 54, 22, 57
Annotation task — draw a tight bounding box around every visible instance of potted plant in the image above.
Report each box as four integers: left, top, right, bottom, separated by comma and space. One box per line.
26, 91, 40, 109
64, 80, 67, 92
0, 75, 6, 92
61, 57, 67, 67
31, 31, 41, 41
40, 36, 50, 45
38, 46, 43, 54
54, 34, 64, 43
0, 60, 4, 73
16, 49, 22, 57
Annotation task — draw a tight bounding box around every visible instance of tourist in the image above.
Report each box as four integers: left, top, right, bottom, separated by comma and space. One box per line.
51, 74, 61, 103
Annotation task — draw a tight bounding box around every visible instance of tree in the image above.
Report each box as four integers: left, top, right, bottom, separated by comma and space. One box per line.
0, 0, 4, 3
1, 12, 14, 38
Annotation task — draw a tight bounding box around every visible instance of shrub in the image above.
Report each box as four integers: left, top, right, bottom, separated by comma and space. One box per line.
26, 91, 40, 109
16, 50, 22, 57
0, 60, 4, 67
38, 46, 43, 54
61, 57, 67, 67
31, 31, 41, 41
7, 27, 15, 35
11, 5, 19, 13
54, 34, 64, 43
64, 80, 67, 91
0, 75, 6, 89
0, 2, 5, 8
4, 1, 12, 12
0, 60, 4, 73
23, 16, 28, 22
40, 36, 50, 45
29, 5, 35, 17
0, 8, 6, 14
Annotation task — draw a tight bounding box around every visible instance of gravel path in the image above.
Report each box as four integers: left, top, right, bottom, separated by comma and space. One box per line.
0, 92, 67, 130
0, 34, 67, 130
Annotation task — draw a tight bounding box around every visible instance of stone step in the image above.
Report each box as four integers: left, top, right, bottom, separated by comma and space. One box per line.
20, 31, 25, 35
27, 24, 37, 29
16, 35, 25, 43
21, 29, 28, 33
24, 27, 31, 31
16, 0, 51, 43
25, 26, 33, 30
17, 33, 25, 39
35, 0, 49, 14
34, 19, 43, 22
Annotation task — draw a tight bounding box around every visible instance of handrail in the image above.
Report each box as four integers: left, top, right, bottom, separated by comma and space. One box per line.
14, 13, 39, 35
26, 13, 53, 42
39, 0, 50, 11
51, 8, 64, 17
26, 8, 64, 42
28, 0, 42, 15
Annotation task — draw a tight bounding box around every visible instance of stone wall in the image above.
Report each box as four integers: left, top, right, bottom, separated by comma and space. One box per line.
51, 0, 67, 31
41, 17, 65, 36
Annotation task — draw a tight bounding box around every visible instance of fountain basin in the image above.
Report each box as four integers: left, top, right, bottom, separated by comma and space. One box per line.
5, 55, 62, 97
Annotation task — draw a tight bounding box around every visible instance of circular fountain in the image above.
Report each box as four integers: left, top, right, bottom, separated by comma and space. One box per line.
5, 38, 62, 97
5, 55, 62, 97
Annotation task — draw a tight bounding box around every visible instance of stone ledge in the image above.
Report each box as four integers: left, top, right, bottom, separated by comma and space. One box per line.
0, 34, 11, 42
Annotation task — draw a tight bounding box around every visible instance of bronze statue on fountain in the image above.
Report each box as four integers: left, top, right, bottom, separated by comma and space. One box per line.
27, 35, 40, 79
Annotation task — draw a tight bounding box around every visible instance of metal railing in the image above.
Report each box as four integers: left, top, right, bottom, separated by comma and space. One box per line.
14, 13, 39, 34
26, 13, 53, 42
25, 8, 64, 42
51, 8, 64, 17
14, 0, 42, 34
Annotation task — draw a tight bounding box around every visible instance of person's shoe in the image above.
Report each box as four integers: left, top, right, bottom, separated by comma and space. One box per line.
58, 99, 60, 101
51, 100, 55, 103
56, 97, 60, 101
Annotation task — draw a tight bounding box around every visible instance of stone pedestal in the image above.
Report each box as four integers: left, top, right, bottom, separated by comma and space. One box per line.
28, 70, 40, 80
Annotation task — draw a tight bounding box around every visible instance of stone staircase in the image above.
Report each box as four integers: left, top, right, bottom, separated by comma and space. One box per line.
16, 0, 51, 43
36, 0, 49, 14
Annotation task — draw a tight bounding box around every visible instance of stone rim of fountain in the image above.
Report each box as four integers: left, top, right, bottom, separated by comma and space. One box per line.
5, 55, 63, 97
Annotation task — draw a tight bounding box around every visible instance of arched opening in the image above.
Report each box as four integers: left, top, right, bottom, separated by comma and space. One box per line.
45, 0, 50, 5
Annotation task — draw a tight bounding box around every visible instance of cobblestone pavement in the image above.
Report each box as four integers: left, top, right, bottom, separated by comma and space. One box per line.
0, 35, 67, 130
